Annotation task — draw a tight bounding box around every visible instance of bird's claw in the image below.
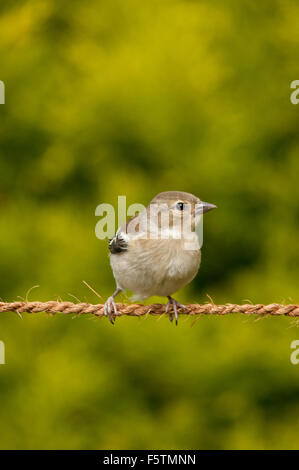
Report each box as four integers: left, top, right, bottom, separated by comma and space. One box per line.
165, 297, 185, 325
103, 296, 118, 325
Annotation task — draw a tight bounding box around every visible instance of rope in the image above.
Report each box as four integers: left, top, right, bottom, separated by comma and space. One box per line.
0, 301, 298, 318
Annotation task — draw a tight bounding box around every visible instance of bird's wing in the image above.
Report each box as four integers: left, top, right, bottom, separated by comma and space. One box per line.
108, 232, 128, 254
109, 208, 150, 254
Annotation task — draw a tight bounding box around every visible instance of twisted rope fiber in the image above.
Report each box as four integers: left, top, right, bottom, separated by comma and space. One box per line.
0, 301, 299, 318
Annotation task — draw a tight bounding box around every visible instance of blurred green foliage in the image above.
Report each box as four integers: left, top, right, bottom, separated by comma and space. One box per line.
0, 0, 299, 449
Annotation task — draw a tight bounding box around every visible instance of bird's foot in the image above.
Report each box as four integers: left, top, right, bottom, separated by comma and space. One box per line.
104, 288, 122, 324
165, 296, 186, 325
103, 296, 118, 324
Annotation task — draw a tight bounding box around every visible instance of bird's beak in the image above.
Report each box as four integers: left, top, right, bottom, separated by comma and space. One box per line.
196, 201, 217, 214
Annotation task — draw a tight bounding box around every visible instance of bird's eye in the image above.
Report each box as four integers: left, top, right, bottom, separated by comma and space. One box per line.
176, 202, 184, 211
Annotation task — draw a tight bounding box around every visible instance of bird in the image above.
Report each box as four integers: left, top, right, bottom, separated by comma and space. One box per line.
104, 191, 216, 324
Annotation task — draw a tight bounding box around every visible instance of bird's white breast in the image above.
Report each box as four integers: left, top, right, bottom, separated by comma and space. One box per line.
110, 233, 201, 299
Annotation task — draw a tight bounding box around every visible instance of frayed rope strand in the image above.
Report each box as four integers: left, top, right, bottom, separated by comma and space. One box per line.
0, 302, 298, 318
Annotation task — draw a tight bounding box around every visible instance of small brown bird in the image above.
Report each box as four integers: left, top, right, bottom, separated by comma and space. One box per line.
104, 191, 216, 324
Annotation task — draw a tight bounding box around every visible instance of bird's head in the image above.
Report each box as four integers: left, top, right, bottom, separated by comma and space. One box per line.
147, 191, 217, 236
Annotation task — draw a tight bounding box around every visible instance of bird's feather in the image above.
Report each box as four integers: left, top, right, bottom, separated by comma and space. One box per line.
108, 233, 128, 254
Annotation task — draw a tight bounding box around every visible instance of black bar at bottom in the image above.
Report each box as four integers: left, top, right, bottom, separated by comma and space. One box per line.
0, 450, 297, 467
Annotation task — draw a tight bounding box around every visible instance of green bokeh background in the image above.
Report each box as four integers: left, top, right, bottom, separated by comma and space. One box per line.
0, 0, 299, 449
